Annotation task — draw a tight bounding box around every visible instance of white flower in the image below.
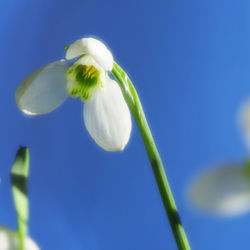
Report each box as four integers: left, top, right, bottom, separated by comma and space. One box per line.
238, 98, 250, 152
15, 37, 132, 151
0, 226, 39, 250
188, 164, 250, 216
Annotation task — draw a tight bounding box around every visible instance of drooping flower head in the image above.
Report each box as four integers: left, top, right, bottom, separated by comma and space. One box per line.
65, 38, 113, 101
15, 37, 132, 151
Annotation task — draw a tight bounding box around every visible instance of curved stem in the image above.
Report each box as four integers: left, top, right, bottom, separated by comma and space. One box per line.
112, 62, 191, 250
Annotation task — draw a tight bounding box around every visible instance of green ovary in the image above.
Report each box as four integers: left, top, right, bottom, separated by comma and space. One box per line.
66, 64, 100, 101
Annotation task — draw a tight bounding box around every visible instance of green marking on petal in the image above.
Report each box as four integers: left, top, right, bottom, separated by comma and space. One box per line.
64, 45, 71, 51
66, 64, 100, 101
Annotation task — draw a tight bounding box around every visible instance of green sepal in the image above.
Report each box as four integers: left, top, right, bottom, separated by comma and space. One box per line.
64, 45, 71, 51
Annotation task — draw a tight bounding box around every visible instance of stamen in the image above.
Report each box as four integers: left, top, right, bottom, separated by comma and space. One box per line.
66, 64, 100, 101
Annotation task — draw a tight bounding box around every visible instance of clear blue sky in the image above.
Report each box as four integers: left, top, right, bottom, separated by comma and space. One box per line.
1, 0, 250, 249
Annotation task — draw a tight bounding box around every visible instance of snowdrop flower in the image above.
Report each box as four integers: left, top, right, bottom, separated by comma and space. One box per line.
15, 38, 131, 151
0, 226, 39, 250
188, 163, 250, 216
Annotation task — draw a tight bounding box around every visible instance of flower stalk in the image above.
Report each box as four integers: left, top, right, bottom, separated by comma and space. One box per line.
112, 62, 191, 250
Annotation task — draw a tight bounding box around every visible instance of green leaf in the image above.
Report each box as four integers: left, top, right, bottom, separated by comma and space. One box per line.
11, 146, 30, 250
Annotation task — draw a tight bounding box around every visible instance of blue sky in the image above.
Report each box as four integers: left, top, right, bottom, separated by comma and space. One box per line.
1, 0, 250, 249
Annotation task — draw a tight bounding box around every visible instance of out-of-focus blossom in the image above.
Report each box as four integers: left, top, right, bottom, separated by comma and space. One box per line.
189, 163, 250, 216
188, 99, 250, 216
238, 98, 250, 151
0, 226, 39, 250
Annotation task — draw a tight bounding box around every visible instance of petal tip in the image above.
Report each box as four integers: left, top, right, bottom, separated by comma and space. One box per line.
15, 60, 69, 116
83, 77, 132, 152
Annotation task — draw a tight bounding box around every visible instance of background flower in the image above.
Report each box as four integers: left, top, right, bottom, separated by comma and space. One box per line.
188, 164, 250, 216
0, 226, 39, 250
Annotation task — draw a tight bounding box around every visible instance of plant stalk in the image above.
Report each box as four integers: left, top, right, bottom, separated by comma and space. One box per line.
112, 62, 191, 250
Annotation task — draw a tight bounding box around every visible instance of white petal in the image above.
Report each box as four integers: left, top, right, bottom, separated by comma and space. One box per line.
189, 165, 250, 216
0, 226, 40, 250
15, 60, 69, 115
66, 38, 113, 71
83, 76, 131, 151
75, 55, 104, 73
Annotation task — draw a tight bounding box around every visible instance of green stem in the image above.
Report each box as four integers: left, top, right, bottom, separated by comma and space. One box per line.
112, 62, 191, 250
17, 218, 26, 250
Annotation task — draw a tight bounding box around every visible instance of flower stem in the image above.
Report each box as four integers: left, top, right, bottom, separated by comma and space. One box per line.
112, 62, 191, 250
17, 218, 26, 250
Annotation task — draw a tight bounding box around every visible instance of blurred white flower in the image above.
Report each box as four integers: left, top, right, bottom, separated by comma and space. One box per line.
0, 226, 39, 250
238, 98, 250, 152
189, 163, 250, 216
15, 37, 131, 151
